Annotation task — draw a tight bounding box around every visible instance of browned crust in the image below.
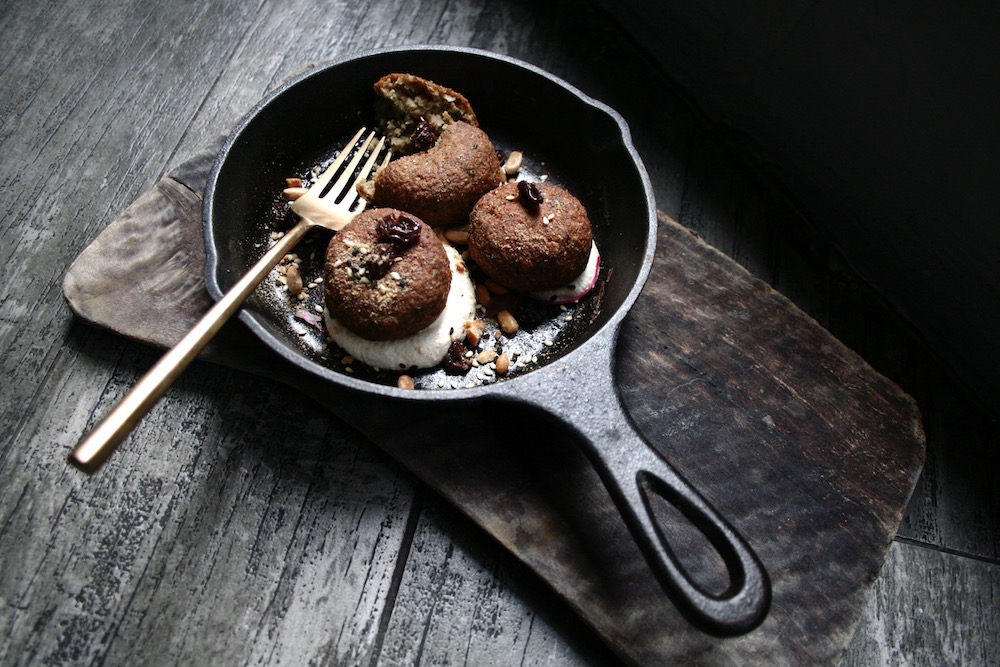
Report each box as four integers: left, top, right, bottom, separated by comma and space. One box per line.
467, 182, 593, 292
324, 208, 451, 340
364, 121, 505, 228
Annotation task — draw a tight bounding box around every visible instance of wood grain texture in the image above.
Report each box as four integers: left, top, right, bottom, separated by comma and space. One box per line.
58, 146, 924, 664
842, 541, 1000, 666
376, 496, 622, 666
2, 0, 997, 665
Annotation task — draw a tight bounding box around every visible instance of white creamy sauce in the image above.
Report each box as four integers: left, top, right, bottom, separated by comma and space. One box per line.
324, 243, 475, 370
529, 241, 601, 304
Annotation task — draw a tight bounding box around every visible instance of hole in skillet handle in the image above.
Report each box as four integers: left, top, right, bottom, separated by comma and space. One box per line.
615, 444, 773, 636
502, 340, 771, 636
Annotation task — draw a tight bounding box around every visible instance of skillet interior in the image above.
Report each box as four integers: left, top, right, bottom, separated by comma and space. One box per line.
204, 46, 654, 391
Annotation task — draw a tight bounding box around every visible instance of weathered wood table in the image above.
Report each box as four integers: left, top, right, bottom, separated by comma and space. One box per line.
2, 1, 997, 665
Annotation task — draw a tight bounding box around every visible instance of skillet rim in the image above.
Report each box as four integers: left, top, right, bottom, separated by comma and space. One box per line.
203, 44, 657, 401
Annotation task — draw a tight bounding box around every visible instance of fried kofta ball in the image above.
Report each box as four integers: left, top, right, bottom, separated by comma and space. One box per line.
372, 73, 479, 155
358, 121, 505, 228
467, 181, 593, 292
324, 208, 451, 340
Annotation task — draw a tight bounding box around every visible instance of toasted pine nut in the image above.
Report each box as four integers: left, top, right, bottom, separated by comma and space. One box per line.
285, 264, 303, 296
444, 228, 469, 245
397, 375, 415, 390
475, 283, 491, 307
485, 279, 508, 295
282, 186, 308, 200
503, 151, 523, 176
495, 353, 510, 375
497, 310, 519, 336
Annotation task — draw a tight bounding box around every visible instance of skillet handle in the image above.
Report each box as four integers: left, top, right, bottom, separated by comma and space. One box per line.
589, 418, 771, 636
509, 342, 771, 636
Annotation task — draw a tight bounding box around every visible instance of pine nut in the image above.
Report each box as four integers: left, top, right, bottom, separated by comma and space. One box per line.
497, 310, 519, 336
485, 279, 508, 295
285, 264, 303, 296
495, 353, 510, 375
475, 283, 491, 307
444, 228, 469, 244
503, 151, 523, 176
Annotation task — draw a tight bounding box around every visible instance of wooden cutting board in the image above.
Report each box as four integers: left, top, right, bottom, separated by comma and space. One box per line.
63, 139, 925, 666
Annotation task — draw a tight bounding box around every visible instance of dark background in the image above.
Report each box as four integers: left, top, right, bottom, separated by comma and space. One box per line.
597, 0, 1000, 409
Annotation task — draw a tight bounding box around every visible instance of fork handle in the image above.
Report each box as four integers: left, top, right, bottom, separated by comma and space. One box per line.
69, 219, 313, 474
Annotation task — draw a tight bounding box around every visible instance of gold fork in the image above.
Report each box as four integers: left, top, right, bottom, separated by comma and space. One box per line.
69, 128, 391, 474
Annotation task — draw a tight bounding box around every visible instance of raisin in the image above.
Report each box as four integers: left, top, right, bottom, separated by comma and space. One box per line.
517, 180, 543, 212
410, 117, 437, 153
443, 340, 473, 374
377, 212, 421, 250
513, 297, 549, 325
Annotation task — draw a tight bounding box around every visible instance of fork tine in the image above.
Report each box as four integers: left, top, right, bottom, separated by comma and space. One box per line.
325, 130, 378, 203
310, 126, 368, 192
291, 127, 392, 230
343, 137, 391, 213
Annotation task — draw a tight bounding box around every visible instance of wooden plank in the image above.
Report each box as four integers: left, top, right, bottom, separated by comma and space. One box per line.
376, 495, 624, 666
841, 541, 1000, 666
58, 143, 925, 664
2, 0, 994, 664
0, 1, 419, 664
0, 319, 419, 665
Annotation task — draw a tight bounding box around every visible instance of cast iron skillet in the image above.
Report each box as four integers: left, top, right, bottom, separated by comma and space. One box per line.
203, 46, 770, 636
